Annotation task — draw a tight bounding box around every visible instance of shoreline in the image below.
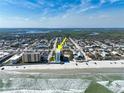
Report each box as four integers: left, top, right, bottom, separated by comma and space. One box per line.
1, 60, 124, 74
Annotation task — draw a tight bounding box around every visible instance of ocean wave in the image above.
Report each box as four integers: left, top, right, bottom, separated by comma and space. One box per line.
98, 80, 124, 93
0, 79, 91, 93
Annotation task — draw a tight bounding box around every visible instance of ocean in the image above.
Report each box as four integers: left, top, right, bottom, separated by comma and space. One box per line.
0, 72, 124, 93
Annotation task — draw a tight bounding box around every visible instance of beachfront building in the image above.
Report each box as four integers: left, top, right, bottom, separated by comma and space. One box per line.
22, 52, 41, 63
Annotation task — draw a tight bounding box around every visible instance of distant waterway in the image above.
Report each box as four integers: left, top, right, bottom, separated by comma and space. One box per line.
0, 72, 124, 93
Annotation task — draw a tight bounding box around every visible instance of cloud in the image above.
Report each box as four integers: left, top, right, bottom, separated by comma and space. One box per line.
0, 0, 124, 28
2, 0, 123, 16
109, 0, 120, 3
0, 9, 124, 28
3, 0, 41, 9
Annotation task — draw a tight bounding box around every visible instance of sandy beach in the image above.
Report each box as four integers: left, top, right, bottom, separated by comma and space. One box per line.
0, 60, 124, 74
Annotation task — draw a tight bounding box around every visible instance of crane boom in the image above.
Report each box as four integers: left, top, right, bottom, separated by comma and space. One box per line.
57, 37, 67, 51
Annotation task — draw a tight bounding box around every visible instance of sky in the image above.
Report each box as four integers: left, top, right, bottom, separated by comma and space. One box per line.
0, 0, 124, 28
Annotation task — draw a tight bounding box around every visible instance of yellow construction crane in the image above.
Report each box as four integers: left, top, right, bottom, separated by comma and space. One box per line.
55, 37, 67, 63
57, 37, 67, 51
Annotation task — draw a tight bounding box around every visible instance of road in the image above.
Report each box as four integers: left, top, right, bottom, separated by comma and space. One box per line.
48, 38, 58, 61
69, 37, 89, 61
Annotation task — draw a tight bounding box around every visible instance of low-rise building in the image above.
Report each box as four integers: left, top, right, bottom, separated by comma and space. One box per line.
9, 53, 22, 64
